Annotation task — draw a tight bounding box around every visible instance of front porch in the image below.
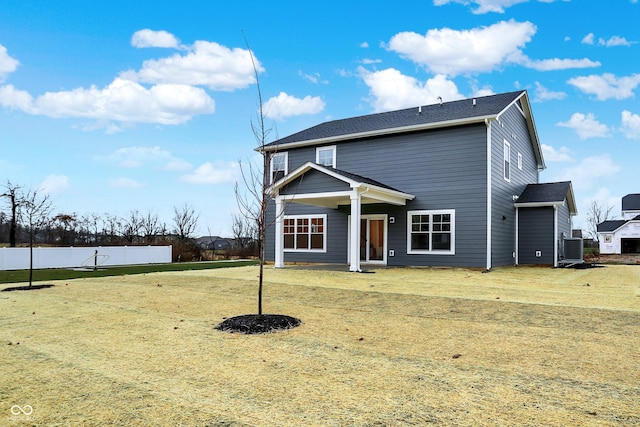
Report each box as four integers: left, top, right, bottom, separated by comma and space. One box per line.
269, 162, 414, 272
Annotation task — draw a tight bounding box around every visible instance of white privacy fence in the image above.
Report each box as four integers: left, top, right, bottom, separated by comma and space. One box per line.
0, 246, 172, 271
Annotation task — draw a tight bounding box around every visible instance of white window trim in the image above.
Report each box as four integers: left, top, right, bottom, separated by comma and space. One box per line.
315, 145, 336, 168
270, 152, 288, 184
407, 209, 455, 255
503, 140, 511, 182
517, 152, 523, 170
283, 214, 327, 253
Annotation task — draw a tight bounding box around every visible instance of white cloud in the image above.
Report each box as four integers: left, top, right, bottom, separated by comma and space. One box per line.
533, 82, 567, 102
105, 146, 191, 169
621, 110, 640, 139
263, 92, 326, 120
582, 33, 595, 45
387, 20, 599, 76
0, 84, 33, 110
0, 78, 215, 125
557, 112, 611, 140
360, 42, 369, 48
433, 0, 528, 14
359, 67, 463, 112
180, 161, 239, 185
553, 155, 620, 191
39, 174, 69, 195
0, 44, 19, 82
164, 159, 193, 171
131, 29, 180, 49
541, 144, 573, 162
599, 36, 634, 47
517, 56, 600, 71
110, 177, 145, 189
133, 40, 262, 91
0, 33, 265, 129
568, 73, 640, 100
298, 71, 328, 84
388, 20, 536, 76
581, 33, 634, 47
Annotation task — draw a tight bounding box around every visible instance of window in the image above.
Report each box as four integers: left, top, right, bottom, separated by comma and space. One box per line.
517, 152, 523, 170
283, 215, 326, 252
316, 146, 336, 168
503, 140, 511, 182
407, 210, 455, 254
270, 152, 288, 183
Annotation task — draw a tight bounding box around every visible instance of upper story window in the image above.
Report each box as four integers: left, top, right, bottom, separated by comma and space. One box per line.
407, 210, 455, 255
503, 140, 511, 182
270, 152, 288, 184
316, 146, 336, 168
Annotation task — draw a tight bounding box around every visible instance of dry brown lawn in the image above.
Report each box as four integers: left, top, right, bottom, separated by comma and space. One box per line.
1, 264, 639, 426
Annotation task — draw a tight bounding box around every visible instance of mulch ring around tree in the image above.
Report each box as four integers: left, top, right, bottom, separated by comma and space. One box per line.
214, 314, 302, 334
2, 284, 55, 292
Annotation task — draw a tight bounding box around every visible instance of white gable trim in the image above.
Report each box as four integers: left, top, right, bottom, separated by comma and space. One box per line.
269, 161, 415, 206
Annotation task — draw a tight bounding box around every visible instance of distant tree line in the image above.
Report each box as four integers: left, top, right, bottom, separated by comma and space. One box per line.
1, 181, 259, 262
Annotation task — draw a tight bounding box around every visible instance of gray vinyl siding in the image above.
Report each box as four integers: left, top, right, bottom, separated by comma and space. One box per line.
557, 204, 571, 240
280, 169, 350, 195
490, 102, 540, 267
518, 207, 554, 265
266, 124, 490, 268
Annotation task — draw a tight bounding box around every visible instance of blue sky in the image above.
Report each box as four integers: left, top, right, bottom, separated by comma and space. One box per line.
1, 0, 639, 237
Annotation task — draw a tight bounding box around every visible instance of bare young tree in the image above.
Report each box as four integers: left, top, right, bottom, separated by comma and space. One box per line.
233, 33, 276, 316
51, 213, 77, 245
103, 213, 122, 245
585, 200, 615, 241
19, 188, 53, 287
172, 204, 199, 241
141, 210, 163, 243
122, 210, 143, 244
231, 212, 258, 255
2, 180, 22, 247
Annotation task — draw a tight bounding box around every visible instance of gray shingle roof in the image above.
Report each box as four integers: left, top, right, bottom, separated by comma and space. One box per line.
517, 181, 572, 204
597, 220, 629, 232
265, 90, 526, 148
622, 193, 640, 211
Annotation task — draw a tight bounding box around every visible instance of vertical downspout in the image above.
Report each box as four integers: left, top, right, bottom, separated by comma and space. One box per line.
485, 118, 492, 271
553, 205, 558, 268
515, 206, 519, 265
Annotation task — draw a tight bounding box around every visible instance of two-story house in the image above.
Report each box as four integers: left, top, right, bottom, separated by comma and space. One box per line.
262, 90, 577, 271
597, 193, 640, 254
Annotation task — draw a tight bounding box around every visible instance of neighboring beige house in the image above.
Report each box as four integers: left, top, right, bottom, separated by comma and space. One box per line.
597, 194, 640, 254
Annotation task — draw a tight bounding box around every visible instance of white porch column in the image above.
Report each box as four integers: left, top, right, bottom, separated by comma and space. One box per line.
274, 196, 285, 268
349, 190, 362, 272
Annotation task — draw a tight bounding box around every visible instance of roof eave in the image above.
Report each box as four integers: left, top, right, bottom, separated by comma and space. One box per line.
514, 199, 577, 215
497, 91, 546, 171
260, 115, 496, 152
